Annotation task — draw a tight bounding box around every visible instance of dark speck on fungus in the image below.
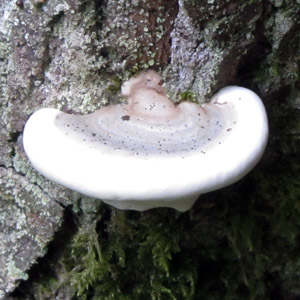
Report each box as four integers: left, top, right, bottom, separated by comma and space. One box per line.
121, 115, 130, 121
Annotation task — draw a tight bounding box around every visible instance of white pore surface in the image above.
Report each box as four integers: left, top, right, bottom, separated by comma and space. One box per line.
23, 74, 268, 212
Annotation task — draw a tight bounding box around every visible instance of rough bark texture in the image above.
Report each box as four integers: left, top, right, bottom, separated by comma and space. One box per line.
0, 0, 299, 299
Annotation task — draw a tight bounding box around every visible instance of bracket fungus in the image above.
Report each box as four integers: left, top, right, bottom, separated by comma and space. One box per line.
23, 70, 268, 212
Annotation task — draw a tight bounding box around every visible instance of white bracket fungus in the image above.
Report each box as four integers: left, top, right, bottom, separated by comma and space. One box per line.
23, 70, 268, 212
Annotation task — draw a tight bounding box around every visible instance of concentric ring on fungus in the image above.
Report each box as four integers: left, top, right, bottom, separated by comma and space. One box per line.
23, 70, 269, 211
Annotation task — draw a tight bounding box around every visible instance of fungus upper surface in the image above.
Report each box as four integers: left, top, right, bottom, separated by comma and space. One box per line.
23, 70, 268, 211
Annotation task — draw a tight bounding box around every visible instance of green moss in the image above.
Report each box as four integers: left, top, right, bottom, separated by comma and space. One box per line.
107, 76, 123, 95
67, 211, 197, 300
177, 91, 198, 104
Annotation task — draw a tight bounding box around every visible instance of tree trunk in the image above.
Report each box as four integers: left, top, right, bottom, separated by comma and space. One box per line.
0, 0, 299, 299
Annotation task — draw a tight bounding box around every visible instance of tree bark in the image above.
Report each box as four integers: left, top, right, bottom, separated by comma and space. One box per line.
0, 0, 299, 299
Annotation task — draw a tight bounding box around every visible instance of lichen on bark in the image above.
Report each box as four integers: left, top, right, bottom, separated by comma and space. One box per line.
0, 0, 299, 299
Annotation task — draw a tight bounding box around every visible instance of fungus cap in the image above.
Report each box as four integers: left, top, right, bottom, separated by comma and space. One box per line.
23, 70, 268, 212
